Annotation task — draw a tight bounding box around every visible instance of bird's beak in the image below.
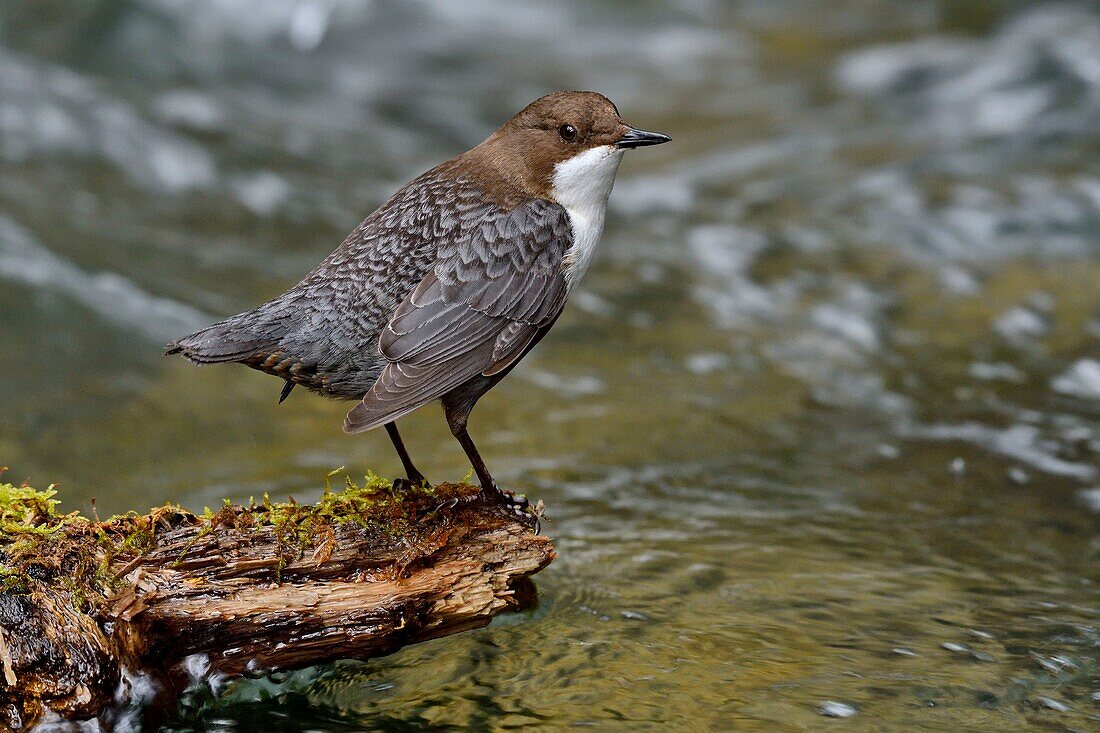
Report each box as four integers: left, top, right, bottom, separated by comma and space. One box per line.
616, 126, 671, 149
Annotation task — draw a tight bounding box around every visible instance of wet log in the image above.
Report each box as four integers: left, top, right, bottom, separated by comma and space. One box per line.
0, 480, 552, 730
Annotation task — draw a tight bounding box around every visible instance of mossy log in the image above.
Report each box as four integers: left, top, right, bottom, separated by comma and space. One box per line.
0, 478, 553, 730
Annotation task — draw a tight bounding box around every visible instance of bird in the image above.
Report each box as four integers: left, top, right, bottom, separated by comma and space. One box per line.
167, 91, 670, 520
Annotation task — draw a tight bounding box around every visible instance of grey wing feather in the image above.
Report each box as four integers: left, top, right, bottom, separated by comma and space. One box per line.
344, 342, 498, 430
484, 320, 542, 376
344, 199, 572, 434
380, 274, 503, 363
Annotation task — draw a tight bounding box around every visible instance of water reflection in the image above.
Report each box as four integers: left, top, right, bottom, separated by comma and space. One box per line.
1, 1, 1098, 729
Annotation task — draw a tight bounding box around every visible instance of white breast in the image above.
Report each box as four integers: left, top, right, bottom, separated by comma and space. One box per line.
551, 145, 624, 290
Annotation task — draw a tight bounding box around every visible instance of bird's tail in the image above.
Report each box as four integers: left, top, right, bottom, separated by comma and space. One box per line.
166, 309, 281, 364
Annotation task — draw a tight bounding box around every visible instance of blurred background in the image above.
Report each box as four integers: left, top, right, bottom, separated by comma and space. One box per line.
2, 0, 1099, 729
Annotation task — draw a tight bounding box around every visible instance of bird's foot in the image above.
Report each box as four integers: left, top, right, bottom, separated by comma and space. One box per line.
428, 484, 543, 534
485, 484, 541, 531
391, 473, 428, 493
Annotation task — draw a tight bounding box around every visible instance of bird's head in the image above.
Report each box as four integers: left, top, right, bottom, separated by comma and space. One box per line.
471, 91, 670, 207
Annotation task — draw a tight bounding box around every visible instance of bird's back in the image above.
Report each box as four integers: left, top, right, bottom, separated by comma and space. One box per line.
169, 160, 504, 399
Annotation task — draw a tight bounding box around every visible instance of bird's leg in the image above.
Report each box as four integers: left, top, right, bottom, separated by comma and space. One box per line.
384, 421, 427, 490
441, 400, 537, 529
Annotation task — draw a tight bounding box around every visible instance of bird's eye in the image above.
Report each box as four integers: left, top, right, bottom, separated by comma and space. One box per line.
558, 124, 577, 142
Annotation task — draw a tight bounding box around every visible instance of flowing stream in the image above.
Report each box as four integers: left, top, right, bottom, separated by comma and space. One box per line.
2, 1, 1098, 729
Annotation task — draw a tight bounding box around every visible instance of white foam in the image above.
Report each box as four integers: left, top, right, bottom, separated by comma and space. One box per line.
230, 171, 293, 216
903, 422, 1097, 480
1052, 359, 1100, 400
0, 216, 209, 339
0, 48, 215, 192
1077, 488, 1100, 513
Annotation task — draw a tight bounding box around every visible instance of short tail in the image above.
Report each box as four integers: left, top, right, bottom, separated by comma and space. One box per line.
166, 313, 277, 364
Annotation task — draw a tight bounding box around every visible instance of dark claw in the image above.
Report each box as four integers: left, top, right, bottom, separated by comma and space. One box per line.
486, 486, 540, 533
391, 475, 428, 493
500, 490, 529, 510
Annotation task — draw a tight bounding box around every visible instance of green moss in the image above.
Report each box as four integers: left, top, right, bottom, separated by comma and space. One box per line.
189, 468, 464, 580
0, 482, 67, 533
0, 470, 478, 603
0, 481, 113, 611
0, 567, 28, 595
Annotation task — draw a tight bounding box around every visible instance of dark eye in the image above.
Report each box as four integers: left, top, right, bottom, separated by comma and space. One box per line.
558, 124, 577, 142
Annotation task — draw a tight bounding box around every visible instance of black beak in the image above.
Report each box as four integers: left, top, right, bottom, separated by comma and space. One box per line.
616, 126, 671, 149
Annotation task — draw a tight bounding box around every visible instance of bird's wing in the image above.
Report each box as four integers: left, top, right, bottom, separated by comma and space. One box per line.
343, 199, 572, 434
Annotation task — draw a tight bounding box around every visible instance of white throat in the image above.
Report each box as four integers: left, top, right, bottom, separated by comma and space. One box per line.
551, 145, 624, 289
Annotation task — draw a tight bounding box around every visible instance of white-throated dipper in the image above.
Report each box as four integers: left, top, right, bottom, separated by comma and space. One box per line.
168, 91, 669, 521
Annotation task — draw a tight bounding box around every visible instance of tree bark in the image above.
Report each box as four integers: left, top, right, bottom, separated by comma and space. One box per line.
0, 485, 553, 731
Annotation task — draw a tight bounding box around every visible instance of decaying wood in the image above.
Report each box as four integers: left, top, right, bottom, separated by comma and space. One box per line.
0, 483, 553, 730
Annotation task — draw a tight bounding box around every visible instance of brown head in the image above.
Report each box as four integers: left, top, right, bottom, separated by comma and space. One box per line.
460, 91, 670, 204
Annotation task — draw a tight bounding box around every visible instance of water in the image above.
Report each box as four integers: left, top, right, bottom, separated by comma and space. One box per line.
2, 1, 1099, 729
